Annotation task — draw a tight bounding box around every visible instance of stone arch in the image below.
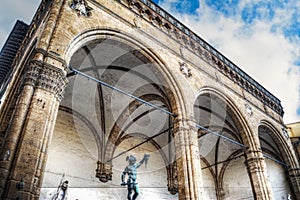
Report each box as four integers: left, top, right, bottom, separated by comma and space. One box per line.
50, 28, 190, 198
64, 28, 186, 118
195, 86, 254, 199
195, 86, 254, 147
258, 120, 300, 198
259, 120, 298, 168
63, 27, 187, 152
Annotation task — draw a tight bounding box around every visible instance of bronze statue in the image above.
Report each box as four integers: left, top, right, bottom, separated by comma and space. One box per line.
121, 154, 150, 200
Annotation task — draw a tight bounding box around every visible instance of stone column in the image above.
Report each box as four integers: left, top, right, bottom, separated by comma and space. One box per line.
173, 119, 204, 200
0, 62, 36, 198
245, 149, 274, 200
288, 168, 300, 199
1, 59, 68, 199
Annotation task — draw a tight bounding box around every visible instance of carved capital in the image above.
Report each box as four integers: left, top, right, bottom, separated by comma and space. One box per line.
24, 61, 41, 86
38, 63, 68, 101
24, 61, 68, 101
245, 150, 266, 174
288, 168, 300, 177
96, 161, 113, 182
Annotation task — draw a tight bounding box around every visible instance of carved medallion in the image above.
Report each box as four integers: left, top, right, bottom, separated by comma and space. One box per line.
245, 103, 253, 116
179, 62, 192, 77
70, 0, 92, 17
282, 128, 289, 139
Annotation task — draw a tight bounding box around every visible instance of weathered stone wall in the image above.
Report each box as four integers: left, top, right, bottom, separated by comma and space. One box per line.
266, 159, 292, 200
223, 157, 253, 199
201, 160, 217, 199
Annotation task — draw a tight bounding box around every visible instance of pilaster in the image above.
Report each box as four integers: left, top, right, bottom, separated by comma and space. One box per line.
173, 119, 204, 200
245, 149, 274, 200
1, 58, 68, 199
0, 71, 35, 198
288, 168, 300, 199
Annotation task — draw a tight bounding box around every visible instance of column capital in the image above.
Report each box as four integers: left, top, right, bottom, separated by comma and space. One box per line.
24, 60, 68, 101
244, 149, 265, 170
172, 118, 198, 133
244, 149, 274, 199
288, 168, 300, 176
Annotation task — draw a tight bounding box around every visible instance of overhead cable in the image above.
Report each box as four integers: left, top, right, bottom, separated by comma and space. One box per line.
196, 124, 289, 168
69, 67, 177, 117
196, 124, 248, 149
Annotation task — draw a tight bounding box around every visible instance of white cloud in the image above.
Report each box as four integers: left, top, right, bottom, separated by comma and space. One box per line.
159, 0, 300, 123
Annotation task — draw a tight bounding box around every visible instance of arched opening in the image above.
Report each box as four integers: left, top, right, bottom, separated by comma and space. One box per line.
40, 33, 179, 199
194, 89, 253, 199
258, 123, 293, 199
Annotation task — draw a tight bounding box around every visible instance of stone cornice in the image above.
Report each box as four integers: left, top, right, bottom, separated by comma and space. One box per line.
114, 0, 284, 117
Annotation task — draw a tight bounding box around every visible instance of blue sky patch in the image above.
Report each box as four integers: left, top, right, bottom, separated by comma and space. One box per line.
160, 0, 200, 15
241, 2, 275, 24
205, 0, 240, 17
282, 12, 300, 40
272, 0, 289, 8
294, 59, 300, 67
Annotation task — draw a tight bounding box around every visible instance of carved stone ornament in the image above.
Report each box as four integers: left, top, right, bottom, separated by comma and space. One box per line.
24, 61, 69, 101
2, 149, 11, 161
245, 103, 253, 116
168, 162, 178, 194
96, 161, 113, 182
179, 62, 192, 77
70, 0, 92, 17
282, 128, 289, 139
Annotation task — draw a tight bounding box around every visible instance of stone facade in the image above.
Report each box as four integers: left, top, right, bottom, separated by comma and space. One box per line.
0, 0, 299, 199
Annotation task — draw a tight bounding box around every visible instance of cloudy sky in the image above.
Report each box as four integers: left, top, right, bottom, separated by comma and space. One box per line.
0, 0, 299, 123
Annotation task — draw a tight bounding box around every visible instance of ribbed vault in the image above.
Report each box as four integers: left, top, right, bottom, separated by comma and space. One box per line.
195, 91, 252, 199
